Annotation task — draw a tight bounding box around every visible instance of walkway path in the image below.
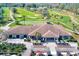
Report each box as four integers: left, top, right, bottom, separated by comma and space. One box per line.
0, 8, 15, 31
43, 43, 57, 56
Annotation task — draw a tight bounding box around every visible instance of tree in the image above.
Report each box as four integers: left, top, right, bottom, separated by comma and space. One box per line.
75, 25, 79, 32
0, 42, 27, 55
12, 8, 17, 14
22, 3, 25, 7
35, 32, 41, 40
15, 20, 20, 25
24, 38, 31, 42
42, 7, 50, 19
77, 8, 79, 15
72, 23, 77, 31
22, 15, 26, 25
32, 4, 37, 8
59, 4, 65, 10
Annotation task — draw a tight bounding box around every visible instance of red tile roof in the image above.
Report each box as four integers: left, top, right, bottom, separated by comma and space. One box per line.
7, 25, 39, 35
29, 24, 59, 36
53, 24, 72, 36
55, 44, 77, 52
7, 24, 72, 37
43, 30, 58, 37
33, 45, 48, 52
33, 45, 47, 48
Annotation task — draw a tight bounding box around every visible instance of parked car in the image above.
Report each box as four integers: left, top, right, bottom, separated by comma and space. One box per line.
38, 54, 45, 56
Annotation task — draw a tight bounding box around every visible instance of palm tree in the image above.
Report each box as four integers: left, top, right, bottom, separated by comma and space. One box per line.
22, 15, 26, 25
72, 23, 77, 32
35, 32, 42, 42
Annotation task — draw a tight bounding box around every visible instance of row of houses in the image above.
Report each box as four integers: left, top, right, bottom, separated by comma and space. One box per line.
0, 3, 59, 7
4, 24, 72, 42
30, 41, 78, 56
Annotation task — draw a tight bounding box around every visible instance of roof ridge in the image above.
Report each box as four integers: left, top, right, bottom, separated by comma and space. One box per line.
43, 30, 52, 36
28, 24, 47, 35
53, 24, 72, 35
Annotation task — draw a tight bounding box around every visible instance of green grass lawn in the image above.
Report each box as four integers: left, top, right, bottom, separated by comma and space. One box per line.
2, 7, 11, 21
9, 8, 45, 27
49, 9, 73, 30
58, 16, 73, 30
20, 20, 45, 24
15, 8, 43, 21
0, 7, 11, 26
3, 7, 10, 16
9, 20, 46, 28
9, 8, 73, 30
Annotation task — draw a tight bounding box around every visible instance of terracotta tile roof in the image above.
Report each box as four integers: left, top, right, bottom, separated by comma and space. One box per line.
29, 24, 71, 36
7, 24, 72, 37
33, 45, 47, 48
43, 30, 59, 37
56, 43, 71, 48
53, 24, 72, 36
55, 47, 77, 52
33, 45, 49, 52
7, 25, 39, 35
55, 43, 77, 52
29, 24, 59, 36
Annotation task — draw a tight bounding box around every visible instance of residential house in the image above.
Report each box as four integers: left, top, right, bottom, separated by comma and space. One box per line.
6, 24, 72, 42
32, 45, 49, 55
55, 43, 78, 56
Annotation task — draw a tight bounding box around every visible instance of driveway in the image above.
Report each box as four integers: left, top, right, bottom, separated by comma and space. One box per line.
43, 42, 57, 56
0, 9, 15, 31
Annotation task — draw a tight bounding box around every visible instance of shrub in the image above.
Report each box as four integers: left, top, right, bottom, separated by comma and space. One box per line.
24, 38, 31, 42
33, 40, 41, 45
67, 39, 77, 42
39, 54, 45, 56
60, 16, 63, 19
30, 50, 36, 56
0, 42, 27, 56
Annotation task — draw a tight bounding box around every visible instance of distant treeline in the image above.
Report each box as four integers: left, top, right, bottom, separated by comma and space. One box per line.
1, 3, 79, 14
0, 3, 79, 8
0, 3, 79, 11
0, 3, 59, 8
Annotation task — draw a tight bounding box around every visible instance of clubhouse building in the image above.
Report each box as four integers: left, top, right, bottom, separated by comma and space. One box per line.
6, 24, 72, 42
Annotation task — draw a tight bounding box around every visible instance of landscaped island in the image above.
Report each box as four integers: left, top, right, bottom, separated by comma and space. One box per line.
0, 42, 27, 56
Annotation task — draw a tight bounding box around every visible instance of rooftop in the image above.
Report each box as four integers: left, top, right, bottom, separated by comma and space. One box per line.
7, 24, 72, 37
43, 30, 58, 37
55, 43, 78, 52
32, 45, 49, 53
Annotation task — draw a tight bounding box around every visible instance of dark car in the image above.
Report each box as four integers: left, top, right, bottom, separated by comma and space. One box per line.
48, 54, 53, 56
39, 54, 45, 56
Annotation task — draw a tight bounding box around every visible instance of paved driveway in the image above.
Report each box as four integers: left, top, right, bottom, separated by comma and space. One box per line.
43, 42, 57, 56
